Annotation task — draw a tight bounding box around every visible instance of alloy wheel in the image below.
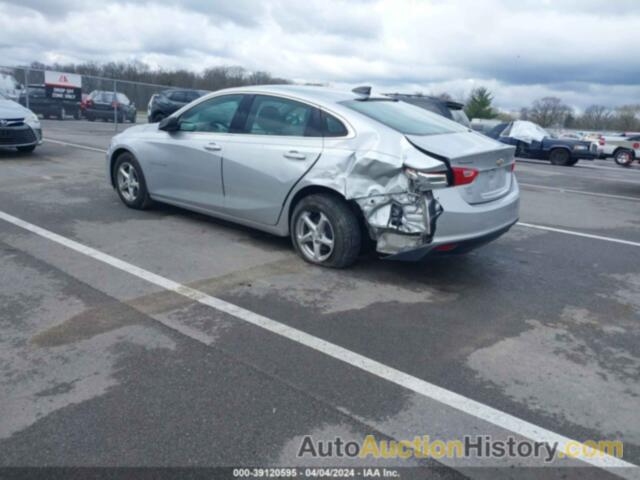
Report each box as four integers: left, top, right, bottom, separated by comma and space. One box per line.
117, 162, 140, 202
295, 210, 335, 262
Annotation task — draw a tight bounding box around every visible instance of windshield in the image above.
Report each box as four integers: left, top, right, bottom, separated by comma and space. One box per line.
342, 99, 468, 136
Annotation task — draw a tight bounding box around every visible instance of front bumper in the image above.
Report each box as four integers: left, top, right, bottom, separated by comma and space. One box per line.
0, 124, 42, 148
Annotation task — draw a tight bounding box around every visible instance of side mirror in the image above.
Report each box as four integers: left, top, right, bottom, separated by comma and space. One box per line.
158, 116, 180, 131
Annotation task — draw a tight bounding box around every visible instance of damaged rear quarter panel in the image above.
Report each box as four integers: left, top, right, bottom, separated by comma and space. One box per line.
299, 126, 447, 254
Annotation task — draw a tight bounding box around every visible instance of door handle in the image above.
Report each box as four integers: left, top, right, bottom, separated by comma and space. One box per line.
284, 150, 306, 160
204, 143, 222, 151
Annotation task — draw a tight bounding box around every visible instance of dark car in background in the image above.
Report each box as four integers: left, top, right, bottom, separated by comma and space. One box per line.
18, 84, 81, 120
486, 120, 597, 166
83, 90, 137, 123
147, 89, 207, 123
384, 93, 471, 127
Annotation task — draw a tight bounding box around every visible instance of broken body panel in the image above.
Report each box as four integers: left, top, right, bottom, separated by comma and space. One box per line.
301, 124, 518, 258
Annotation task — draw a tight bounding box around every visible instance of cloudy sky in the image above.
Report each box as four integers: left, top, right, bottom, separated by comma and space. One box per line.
0, 0, 638, 111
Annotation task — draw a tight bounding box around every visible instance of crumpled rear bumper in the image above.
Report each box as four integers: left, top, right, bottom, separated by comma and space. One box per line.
383, 220, 517, 261
366, 177, 520, 260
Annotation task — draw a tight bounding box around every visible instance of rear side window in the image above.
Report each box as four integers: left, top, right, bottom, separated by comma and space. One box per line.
185, 91, 201, 102
169, 91, 186, 102
342, 100, 467, 136
322, 112, 348, 137
245, 95, 314, 137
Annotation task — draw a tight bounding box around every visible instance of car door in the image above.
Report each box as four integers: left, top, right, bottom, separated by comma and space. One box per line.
142, 94, 245, 211
221, 94, 323, 225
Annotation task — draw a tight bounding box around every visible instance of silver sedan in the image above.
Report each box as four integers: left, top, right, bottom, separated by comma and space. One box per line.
106, 85, 519, 267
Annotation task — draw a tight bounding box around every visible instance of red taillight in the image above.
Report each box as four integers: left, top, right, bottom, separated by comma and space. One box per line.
511, 162, 516, 172
452, 167, 479, 186
112, 101, 119, 108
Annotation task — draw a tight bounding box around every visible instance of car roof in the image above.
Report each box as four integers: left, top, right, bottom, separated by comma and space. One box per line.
206, 84, 381, 107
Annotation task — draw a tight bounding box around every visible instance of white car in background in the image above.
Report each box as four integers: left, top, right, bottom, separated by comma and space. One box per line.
598, 134, 640, 166
0, 93, 42, 153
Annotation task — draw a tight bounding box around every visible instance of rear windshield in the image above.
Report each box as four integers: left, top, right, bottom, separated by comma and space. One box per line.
450, 109, 471, 127
342, 99, 467, 136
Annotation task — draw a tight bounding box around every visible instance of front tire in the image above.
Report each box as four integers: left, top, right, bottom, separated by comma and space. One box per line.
614, 149, 634, 167
291, 194, 361, 268
113, 153, 152, 210
57, 106, 66, 120
549, 149, 572, 166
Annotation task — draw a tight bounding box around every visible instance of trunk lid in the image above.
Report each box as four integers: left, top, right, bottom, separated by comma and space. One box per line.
407, 131, 516, 204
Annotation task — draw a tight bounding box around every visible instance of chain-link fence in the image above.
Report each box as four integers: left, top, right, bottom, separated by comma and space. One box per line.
1, 65, 210, 133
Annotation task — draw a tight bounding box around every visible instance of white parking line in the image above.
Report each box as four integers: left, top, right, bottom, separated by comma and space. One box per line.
0, 209, 635, 473
519, 183, 640, 202
518, 222, 640, 248
45, 138, 107, 154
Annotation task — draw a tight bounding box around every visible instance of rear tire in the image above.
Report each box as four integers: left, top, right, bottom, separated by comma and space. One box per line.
549, 149, 572, 166
614, 149, 634, 167
113, 153, 152, 210
291, 194, 361, 268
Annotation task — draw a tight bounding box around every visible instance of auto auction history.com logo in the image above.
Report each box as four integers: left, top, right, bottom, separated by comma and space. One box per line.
297, 435, 623, 463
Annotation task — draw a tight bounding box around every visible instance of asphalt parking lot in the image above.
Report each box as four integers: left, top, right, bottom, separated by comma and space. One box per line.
1, 119, 639, 479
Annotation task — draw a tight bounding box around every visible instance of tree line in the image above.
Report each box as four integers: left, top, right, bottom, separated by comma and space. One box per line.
26, 60, 291, 91
464, 86, 640, 132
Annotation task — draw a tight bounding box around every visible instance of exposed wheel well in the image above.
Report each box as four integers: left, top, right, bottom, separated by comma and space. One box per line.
287, 186, 371, 240
614, 147, 635, 157
109, 148, 133, 187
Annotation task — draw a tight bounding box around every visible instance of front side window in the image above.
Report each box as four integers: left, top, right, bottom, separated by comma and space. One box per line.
245, 95, 314, 137
342, 99, 467, 136
179, 95, 243, 133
